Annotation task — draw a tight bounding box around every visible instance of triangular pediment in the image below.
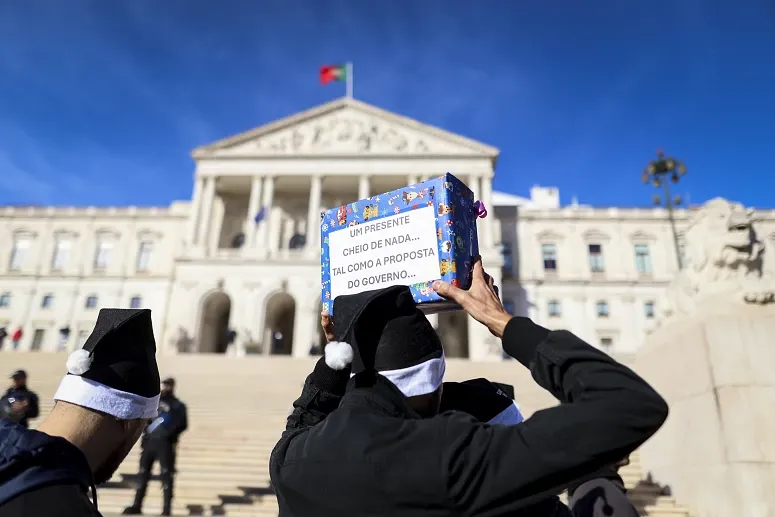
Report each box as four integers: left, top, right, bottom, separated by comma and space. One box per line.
192, 98, 499, 159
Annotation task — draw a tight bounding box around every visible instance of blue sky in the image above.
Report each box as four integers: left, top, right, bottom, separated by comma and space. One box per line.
1, 1, 774, 208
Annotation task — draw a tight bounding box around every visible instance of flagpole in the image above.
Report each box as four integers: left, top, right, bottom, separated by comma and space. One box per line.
346, 62, 353, 99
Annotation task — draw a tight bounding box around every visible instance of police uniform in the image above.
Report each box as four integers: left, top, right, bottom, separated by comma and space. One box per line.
1, 371, 39, 429
125, 383, 187, 517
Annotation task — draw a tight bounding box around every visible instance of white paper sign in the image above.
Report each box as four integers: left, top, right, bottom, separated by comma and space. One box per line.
328, 205, 439, 299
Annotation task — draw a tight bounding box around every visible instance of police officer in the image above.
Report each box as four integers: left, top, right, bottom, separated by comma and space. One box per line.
1, 370, 39, 428
123, 378, 188, 517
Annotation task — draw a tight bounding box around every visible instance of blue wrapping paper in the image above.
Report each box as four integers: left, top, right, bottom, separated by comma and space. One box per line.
320, 173, 480, 315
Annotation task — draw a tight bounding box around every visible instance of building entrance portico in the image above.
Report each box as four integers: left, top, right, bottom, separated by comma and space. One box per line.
171, 97, 503, 360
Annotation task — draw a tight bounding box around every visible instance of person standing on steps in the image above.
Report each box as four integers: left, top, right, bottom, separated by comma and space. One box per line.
123, 378, 188, 517
1, 370, 39, 429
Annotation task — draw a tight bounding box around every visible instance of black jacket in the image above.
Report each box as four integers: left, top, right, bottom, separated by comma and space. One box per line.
270, 317, 668, 516
142, 394, 187, 447
1, 388, 39, 429
0, 419, 100, 517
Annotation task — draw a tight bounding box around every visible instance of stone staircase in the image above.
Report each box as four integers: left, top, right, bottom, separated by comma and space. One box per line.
4, 352, 693, 517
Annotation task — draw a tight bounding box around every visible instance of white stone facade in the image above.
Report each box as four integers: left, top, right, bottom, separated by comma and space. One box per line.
1, 98, 773, 360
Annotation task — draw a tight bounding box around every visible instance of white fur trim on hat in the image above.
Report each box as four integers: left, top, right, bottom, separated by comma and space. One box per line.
376, 353, 446, 398
488, 402, 525, 426
66, 349, 93, 375
54, 374, 160, 420
325, 341, 354, 371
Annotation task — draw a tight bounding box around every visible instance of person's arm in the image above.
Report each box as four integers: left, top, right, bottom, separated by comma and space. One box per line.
26, 392, 39, 420
431, 260, 666, 515
441, 318, 667, 514
283, 356, 350, 433
167, 401, 188, 442
282, 312, 350, 434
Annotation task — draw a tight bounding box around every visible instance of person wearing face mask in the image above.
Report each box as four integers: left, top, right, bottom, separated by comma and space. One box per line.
123, 378, 188, 517
0, 309, 161, 517
270, 259, 668, 516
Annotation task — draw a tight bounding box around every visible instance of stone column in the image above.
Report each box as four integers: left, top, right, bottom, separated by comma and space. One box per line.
257, 176, 275, 256
292, 298, 316, 358
358, 175, 370, 200
246, 176, 263, 248
187, 176, 204, 247
468, 174, 481, 199
481, 174, 495, 248
196, 177, 216, 252
306, 176, 322, 252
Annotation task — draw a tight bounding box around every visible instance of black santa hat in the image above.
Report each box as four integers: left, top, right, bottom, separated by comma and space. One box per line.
324, 286, 445, 397
53, 309, 160, 420
440, 378, 525, 425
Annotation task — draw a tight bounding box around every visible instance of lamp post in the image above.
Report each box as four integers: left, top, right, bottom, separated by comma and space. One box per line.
642, 149, 687, 270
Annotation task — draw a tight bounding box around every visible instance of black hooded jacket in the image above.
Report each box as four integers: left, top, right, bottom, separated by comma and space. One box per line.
0, 387, 39, 429
0, 419, 100, 517
270, 316, 668, 516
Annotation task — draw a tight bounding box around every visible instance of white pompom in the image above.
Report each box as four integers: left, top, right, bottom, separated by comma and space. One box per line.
325, 341, 354, 370
66, 349, 93, 375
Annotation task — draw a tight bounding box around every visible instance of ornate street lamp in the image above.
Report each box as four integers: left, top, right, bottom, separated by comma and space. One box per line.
642, 149, 687, 270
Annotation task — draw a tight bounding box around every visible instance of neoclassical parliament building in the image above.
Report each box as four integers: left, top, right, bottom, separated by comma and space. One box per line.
1, 98, 773, 361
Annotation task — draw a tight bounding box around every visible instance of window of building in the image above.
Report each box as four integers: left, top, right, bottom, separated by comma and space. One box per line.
634, 244, 652, 274
85, 295, 98, 309
9, 237, 31, 271
51, 239, 72, 271
94, 239, 114, 270
136, 241, 154, 272
645, 301, 655, 318
0, 292, 10, 308
31, 329, 46, 351
548, 299, 561, 317
231, 233, 245, 249
288, 234, 306, 250
541, 243, 557, 271
600, 337, 613, 353
596, 300, 610, 318
41, 294, 54, 309
501, 242, 514, 278
129, 296, 142, 309
588, 243, 605, 273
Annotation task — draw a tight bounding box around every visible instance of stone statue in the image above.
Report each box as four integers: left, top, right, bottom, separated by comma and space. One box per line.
660, 198, 775, 321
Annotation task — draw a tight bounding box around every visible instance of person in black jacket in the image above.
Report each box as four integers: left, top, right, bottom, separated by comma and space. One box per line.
123, 378, 188, 517
269, 259, 668, 516
441, 378, 640, 516
0, 309, 161, 517
1, 370, 39, 428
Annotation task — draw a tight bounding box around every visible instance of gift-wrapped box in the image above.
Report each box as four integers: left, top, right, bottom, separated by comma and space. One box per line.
320, 173, 482, 315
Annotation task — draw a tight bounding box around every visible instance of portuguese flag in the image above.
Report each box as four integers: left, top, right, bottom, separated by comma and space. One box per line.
319, 64, 347, 85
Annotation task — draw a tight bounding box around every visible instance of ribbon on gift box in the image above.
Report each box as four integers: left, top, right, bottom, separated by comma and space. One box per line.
473, 200, 488, 218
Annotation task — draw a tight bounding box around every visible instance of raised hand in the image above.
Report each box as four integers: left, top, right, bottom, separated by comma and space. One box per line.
432, 258, 512, 338
321, 312, 335, 343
